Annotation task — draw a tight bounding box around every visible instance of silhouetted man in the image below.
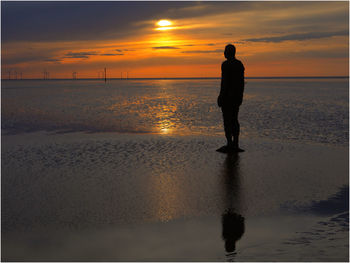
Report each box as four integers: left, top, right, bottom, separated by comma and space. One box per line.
218, 44, 245, 152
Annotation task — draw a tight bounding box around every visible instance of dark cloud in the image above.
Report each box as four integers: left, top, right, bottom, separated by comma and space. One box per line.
2, 51, 60, 65
115, 49, 134, 52
180, 43, 220, 48
261, 4, 349, 34
1, 1, 196, 42
181, 49, 222, 54
164, 2, 255, 20
1, 2, 261, 43
64, 51, 99, 59
152, 46, 180, 50
2, 1, 347, 46
243, 30, 348, 43
44, 58, 62, 63
246, 47, 349, 61
296, 49, 349, 59
100, 53, 124, 56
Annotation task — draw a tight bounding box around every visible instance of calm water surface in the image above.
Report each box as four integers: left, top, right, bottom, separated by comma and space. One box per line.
2, 78, 348, 145
1, 78, 348, 261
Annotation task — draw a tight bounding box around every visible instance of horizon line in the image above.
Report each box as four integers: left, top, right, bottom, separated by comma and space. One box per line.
1, 76, 349, 81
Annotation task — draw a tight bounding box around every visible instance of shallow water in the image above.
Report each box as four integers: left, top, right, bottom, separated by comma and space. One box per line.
2, 133, 348, 261
1, 78, 349, 261
2, 78, 349, 145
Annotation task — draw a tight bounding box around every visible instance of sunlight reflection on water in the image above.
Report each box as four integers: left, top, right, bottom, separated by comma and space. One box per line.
2, 78, 348, 145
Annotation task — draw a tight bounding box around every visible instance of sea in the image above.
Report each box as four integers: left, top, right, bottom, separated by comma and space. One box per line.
2, 77, 349, 146
1, 77, 349, 261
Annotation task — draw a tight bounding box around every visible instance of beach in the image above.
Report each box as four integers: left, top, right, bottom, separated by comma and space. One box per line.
2, 132, 348, 261
1, 78, 349, 261
2, 0, 349, 260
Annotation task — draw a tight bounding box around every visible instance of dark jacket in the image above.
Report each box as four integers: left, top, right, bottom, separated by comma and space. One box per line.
218, 58, 245, 107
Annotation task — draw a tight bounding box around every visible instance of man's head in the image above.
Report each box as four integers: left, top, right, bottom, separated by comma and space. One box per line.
224, 44, 236, 59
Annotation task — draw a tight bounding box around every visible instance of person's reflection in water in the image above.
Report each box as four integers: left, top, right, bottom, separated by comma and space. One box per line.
221, 153, 245, 261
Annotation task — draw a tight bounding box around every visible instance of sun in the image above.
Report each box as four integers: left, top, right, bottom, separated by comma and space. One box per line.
157, 20, 172, 27
155, 19, 175, 31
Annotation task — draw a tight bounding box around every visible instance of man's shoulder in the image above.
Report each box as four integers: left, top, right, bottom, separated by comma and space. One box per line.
222, 60, 229, 67
222, 59, 244, 69
234, 58, 244, 66
221, 60, 230, 71
234, 59, 245, 70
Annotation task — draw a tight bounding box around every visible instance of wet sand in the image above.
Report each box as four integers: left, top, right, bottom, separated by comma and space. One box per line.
2, 132, 348, 261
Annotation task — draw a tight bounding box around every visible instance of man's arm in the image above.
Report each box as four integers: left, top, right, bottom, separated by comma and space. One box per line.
218, 62, 227, 107
238, 62, 245, 105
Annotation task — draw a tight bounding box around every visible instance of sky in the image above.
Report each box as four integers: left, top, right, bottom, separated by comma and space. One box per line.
1, 1, 349, 79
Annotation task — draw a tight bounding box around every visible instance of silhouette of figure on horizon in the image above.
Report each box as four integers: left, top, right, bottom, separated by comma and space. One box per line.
221, 153, 245, 261
217, 44, 245, 153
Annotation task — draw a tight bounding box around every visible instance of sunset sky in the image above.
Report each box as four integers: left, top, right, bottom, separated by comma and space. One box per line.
2, 1, 349, 79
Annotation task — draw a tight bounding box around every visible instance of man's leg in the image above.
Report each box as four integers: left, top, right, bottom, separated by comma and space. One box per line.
232, 106, 244, 151
222, 107, 234, 147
